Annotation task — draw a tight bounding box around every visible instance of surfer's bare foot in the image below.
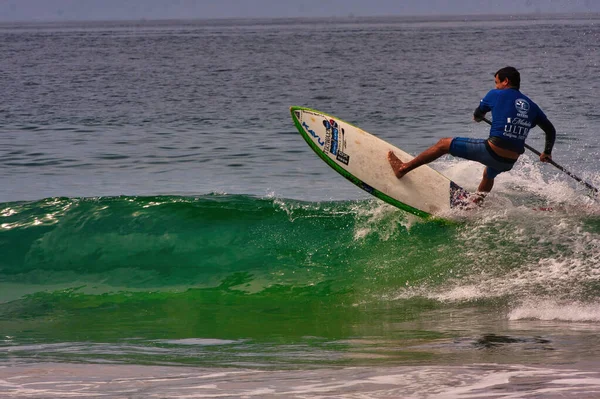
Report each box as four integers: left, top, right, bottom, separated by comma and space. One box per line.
388, 151, 408, 179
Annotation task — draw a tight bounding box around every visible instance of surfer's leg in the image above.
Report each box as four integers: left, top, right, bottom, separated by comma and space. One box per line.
477, 168, 495, 193
388, 138, 452, 179
387, 151, 408, 178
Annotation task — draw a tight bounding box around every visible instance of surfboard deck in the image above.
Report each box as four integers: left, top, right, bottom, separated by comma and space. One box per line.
290, 106, 470, 220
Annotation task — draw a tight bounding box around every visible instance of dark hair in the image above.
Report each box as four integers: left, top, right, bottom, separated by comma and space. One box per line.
495, 66, 520, 90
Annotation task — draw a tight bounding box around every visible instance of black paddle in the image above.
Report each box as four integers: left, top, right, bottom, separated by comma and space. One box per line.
481, 117, 598, 194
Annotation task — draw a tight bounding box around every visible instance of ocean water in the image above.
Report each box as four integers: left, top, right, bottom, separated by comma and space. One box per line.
2, 14, 600, 398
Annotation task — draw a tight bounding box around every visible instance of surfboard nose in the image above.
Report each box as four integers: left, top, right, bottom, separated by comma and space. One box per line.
290, 106, 302, 121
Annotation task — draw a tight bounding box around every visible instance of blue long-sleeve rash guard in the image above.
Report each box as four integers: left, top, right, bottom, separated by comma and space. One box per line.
475, 88, 555, 154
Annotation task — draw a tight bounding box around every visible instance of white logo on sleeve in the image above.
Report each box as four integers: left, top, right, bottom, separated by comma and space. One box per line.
515, 98, 530, 114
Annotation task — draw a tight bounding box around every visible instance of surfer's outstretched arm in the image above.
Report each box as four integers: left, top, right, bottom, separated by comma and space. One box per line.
537, 117, 556, 163
388, 138, 452, 179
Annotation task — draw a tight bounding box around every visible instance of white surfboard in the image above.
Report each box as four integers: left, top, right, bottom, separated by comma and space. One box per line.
290, 106, 468, 220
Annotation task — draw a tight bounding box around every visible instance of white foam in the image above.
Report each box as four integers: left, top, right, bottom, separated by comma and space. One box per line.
350, 200, 413, 241
440, 154, 599, 209
509, 300, 600, 322
416, 255, 600, 310
154, 338, 240, 346
390, 163, 600, 316
4, 363, 600, 398
438, 158, 484, 192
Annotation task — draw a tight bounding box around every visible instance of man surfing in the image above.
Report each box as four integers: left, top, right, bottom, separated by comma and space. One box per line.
388, 66, 556, 194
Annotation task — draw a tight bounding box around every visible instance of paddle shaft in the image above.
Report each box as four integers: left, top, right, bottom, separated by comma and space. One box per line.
481, 117, 598, 193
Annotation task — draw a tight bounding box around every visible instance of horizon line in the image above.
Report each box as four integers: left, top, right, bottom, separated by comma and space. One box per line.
1, 11, 600, 25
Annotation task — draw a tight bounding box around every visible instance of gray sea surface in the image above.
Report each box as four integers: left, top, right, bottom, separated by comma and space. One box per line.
2, 15, 599, 203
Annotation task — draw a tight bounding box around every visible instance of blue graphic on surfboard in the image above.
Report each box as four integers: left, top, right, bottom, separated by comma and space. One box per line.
290, 106, 470, 220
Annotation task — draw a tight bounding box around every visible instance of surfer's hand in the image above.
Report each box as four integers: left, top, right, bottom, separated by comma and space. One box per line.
540, 153, 552, 163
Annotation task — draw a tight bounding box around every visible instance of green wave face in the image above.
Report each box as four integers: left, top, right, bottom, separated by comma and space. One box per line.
2, 195, 600, 366
0, 195, 456, 344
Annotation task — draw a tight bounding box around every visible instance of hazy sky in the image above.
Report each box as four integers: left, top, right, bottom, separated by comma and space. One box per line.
1, 0, 599, 22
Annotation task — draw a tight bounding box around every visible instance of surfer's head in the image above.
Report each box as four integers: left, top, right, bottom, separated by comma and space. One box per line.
494, 66, 520, 90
